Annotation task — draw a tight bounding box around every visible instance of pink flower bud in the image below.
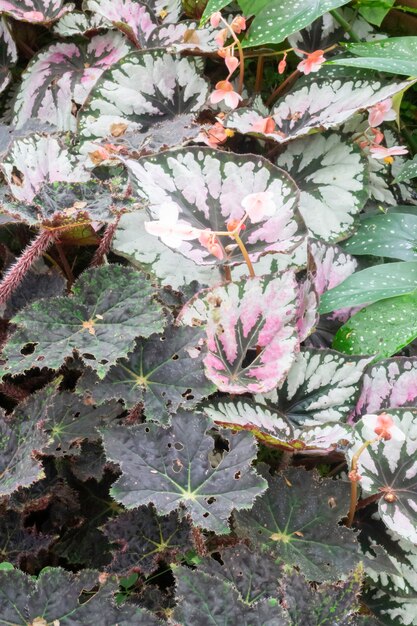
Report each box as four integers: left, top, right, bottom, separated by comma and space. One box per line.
210, 11, 222, 28
231, 15, 246, 33
278, 52, 287, 75
225, 55, 239, 75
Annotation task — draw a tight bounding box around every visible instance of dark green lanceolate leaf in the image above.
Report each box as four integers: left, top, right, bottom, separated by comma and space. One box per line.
226, 68, 414, 145
394, 155, 417, 183
200, 0, 231, 23
1, 265, 165, 379
179, 273, 299, 394
0, 409, 47, 497
0, 567, 162, 625
173, 567, 290, 626
124, 147, 304, 266
77, 325, 215, 424
319, 262, 417, 313
343, 213, 417, 262
281, 567, 363, 626
103, 506, 192, 575
83, 0, 158, 47
277, 133, 368, 242
199, 545, 282, 604
0, 0, 72, 23
1, 134, 89, 203
356, 357, 417, 416
233, 466, 359, 582
0, 17, 17, 95
79, 50, 210, 148
357, 0, 395, 26
329, 37, 417, 75
239, 0, 351, 48
333, 290, 417, 359
101, 411, 267, 533
348, 409, 417, 543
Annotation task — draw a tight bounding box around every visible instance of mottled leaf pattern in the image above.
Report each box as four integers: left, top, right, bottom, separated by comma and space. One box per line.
0, 0, 72, 23
84, 0, 158, 47
356, 358, 417, 416
0, 17, 17, 94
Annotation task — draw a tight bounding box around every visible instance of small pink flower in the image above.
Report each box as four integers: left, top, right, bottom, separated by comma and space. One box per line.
199, 230, 224, 259
278, 52, 287, 75
199, 122, 229, 148
225, 54, 239, 76
369, 144, 408, 160
210, 11, 222, 28
370, 127, 384, 145
22, 10, 45, 21
215, 29, 227, 47
368, 98, 396, 128
210, 80, 242, 109
297, 49, 326, 75
231, 15, 246, 33
251, 116, 276, 134
374, 413, 395, 440
241, 191, 276, 223
145, 204, 200, 248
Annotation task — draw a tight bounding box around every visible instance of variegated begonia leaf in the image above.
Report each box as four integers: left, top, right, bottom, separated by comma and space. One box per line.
226, 68, 415, 145
0, 408, 48, 496
0, 17, 17, 95
148, 19, 219, 53
0, 568, 162, 625
101, 411, 267, 533
83, 0, 158, 48
203, 398, 352, 452
76, 325, 215, 424
348, 409, 417, 542
179, 272, 299, 394
79, 50, 210, 148
233, 465, 359, 582
309, 238, 358, 297
113, 210, 221, 290
52, 10, 108, 37
103, 506, 192, 575
146, 0, 181, 22
124, 147, 304, 266
260, 348, 372, 427
356, 357, 417, 416
1, 133, 89, 202
0, 0, 73, 23
276, 132, 368, 242
12, 32, 132, 132
1, 265, 165, 379
0, 179, 136, 227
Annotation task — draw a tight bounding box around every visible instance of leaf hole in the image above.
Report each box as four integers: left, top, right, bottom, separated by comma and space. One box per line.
234, 471, 241, 480
203, 512, 210, 518
172, 354, 179, 360
174, 442, 184, 451
82, 353, 96, 361
206, 497, 216, 505
20, 343, 35, 355
172, 459, 182, 473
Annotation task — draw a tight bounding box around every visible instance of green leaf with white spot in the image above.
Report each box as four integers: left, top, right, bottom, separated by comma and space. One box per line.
319, 262, 417, 313
277, 132, 368, 242
357, 0, 395, 26
343, 213, 417, 262
1, 265, 165, 379
394, 155, 417, 183
329, 37, 417, 75
333, 290, 417, 359
200, 0, 232, 24
100, 411, 267, 533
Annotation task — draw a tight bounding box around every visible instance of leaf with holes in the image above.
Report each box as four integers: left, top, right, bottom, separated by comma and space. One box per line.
1, 134, 89, 203
0, 567, 162, 624
329, 37, 417, 75
356, 357, 417, 416
100, 411, 267, 533
276, 132, 368, 242
84, 0, 158, 47
0, 17, 17, 95
333, 291, 417, 359
173, 567, 290, 625
179, 272, 299, 394
226, 68, 415, 144
0, 0, 73, 23
348, 409, 417, 543
103, 506, 192, 575
233, 466, 359, 582
76, 325, 215, 423
125, 147, 304, 266
79, 50, 210, 148
0, 408, 47, 496
12, 32, 132, 132
343, 213, 417, 262
319, 262, 417, 314
1, 265, 165, 379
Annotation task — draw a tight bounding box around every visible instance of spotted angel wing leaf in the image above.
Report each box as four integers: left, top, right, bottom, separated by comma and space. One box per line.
276, 132, 368, 242
12, 32, 132, 132
0, 0, 73, 23
356, 358, 417, 417
124, 147, 304, 266
84, 0, 158, 48
226, 69, 415, 144
0, 17, 17, 95
179, 272, 299, 394
348, 409, 417, 542
1, 134, 89, 202
78, 50, 210, 151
